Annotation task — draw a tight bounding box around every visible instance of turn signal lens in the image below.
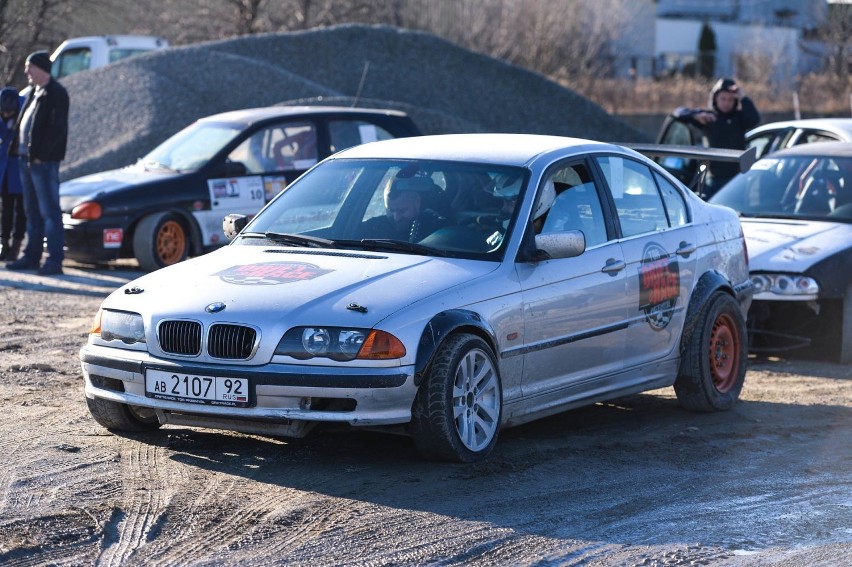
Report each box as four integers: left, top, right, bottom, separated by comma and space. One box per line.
89, 309, 103, 335
71, 201, 102, 220
357, 330, 406, 360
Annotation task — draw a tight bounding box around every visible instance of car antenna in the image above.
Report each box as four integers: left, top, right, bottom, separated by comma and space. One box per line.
352, 60, 370, 108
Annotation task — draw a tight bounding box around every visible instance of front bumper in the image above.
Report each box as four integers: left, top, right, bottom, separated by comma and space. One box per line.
64, 217, 130, 263
80, 344, 419, 427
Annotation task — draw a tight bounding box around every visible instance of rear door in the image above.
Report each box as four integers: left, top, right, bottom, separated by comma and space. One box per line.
593, 155, 698, 367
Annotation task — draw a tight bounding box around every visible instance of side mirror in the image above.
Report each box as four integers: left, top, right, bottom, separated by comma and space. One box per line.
533, 230, 586, 260
223, 213, 248, 240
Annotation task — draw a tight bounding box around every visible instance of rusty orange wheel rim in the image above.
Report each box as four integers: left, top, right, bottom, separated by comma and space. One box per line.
708, 313, 740, 392
156, 220, 186, 266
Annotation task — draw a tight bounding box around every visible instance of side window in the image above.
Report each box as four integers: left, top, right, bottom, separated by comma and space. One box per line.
746, 133, 773, 159
799, 131, 840, 146
53, 48, 92, 79
654, 172, 690, 226
538, 163, 608, 248
329, 120, 395, 153
228, 123, 319, 175
271, 123, 318, 170
596, 156, 669, 238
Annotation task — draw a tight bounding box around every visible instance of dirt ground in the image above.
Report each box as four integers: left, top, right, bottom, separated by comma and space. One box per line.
0, 263, 850, 566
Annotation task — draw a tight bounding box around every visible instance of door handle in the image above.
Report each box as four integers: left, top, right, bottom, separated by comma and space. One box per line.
676, 241, 696, 257
601, 258, 626, 275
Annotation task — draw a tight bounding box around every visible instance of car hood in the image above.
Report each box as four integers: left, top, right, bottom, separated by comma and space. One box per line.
60, 166, 178, 200
741, 217, 852, 273
104, 245, 498, 329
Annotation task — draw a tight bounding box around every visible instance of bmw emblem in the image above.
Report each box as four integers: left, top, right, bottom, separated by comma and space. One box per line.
205, 302, 226, 314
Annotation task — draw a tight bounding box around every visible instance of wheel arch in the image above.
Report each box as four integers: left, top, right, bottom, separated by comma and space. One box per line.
128, 207, 204, 257
413, 309, 500, 387
681, 271, 737, 355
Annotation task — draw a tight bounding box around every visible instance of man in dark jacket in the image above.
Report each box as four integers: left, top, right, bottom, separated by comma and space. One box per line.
7, 50, 69, 275
674, 77, 760, 199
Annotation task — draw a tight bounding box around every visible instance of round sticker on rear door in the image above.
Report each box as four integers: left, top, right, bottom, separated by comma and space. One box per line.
216, 262, 333, 285
638, 243, 680, 330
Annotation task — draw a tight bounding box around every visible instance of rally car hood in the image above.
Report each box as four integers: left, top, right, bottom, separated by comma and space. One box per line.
60, 165, 178, 200
741, 217, 852, 273
105, 245, 498, 328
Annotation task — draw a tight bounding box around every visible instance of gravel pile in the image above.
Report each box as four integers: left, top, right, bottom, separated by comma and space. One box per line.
60, 24, 649, 181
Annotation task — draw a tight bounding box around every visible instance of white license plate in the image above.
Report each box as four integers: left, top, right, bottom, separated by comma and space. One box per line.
145, 369, 251, 407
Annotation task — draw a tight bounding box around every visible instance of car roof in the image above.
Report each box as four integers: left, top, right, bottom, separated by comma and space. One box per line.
747, 118, 852, 139
760, 140, 852, 159
333, 133, 617, 166
199, 105, 411, 126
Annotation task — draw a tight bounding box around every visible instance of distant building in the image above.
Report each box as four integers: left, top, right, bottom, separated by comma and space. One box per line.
616, 0, 831, 85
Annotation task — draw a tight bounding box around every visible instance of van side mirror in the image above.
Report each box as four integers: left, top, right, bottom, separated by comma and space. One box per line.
223, 214, 248, 240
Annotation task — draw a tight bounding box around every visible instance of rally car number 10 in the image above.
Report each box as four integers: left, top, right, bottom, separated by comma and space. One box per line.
145, 369, 250, 407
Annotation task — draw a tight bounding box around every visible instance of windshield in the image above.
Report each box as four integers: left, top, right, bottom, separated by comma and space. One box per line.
710, 153, 852, 222
141, 121, 243, 172
240, 158, 529, 260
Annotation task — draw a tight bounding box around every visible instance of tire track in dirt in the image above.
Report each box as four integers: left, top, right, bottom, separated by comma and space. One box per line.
98, 441, 177, 566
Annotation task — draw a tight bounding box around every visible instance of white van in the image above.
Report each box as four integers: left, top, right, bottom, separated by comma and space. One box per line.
50, 35, 169, 79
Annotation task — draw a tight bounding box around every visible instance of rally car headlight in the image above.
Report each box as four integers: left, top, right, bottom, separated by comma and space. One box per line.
751, 274, 819, 296
276, 327, 406, 361
90, 309, 146, 346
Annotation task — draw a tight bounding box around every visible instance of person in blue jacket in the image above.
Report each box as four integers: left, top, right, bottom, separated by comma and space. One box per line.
673, 77, 760, 199
0, 87, 25, 261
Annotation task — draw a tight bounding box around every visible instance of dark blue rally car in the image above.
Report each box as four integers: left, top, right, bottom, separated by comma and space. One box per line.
60, 106, 421, 271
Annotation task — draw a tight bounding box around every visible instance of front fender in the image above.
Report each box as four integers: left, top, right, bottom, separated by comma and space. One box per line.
413, 310, 499, 386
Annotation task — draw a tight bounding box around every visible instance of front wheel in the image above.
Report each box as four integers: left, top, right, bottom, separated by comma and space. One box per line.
86, 395, 162, 432
675, 292, 747, 411
410, 334, 502, 462
133, 212, 190, 272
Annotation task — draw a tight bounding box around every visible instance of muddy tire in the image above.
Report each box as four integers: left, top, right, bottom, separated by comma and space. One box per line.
86, 396, 161, 432
675, 292, 747, 412
411, 334, 502, 462
133, 212, 190, 272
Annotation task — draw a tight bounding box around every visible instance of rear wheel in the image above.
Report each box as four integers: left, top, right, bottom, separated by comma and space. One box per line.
411, 334, 502, 462
85, 396, 161, 432
133, 212, 190, 272
675, 292, 747, 411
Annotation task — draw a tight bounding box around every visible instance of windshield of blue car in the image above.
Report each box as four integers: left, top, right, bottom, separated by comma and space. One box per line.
141, 121, 244, 172
241, 158, 529, 260
710, 154, 852, 222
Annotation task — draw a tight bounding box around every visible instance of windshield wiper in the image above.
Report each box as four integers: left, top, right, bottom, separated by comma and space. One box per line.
340, 238, 446, 257
263, 232, 337, 248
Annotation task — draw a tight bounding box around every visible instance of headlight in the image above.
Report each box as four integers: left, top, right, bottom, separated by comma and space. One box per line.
750, 273, 819, 296
90, 309, 146, 346
276, 327, 406, 361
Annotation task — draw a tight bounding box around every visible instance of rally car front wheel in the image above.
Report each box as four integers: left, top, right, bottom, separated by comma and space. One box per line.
86, 396, 162, 432
675, 292, 747, 411
411, 333, 502, 462
133, 212, 190, 272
